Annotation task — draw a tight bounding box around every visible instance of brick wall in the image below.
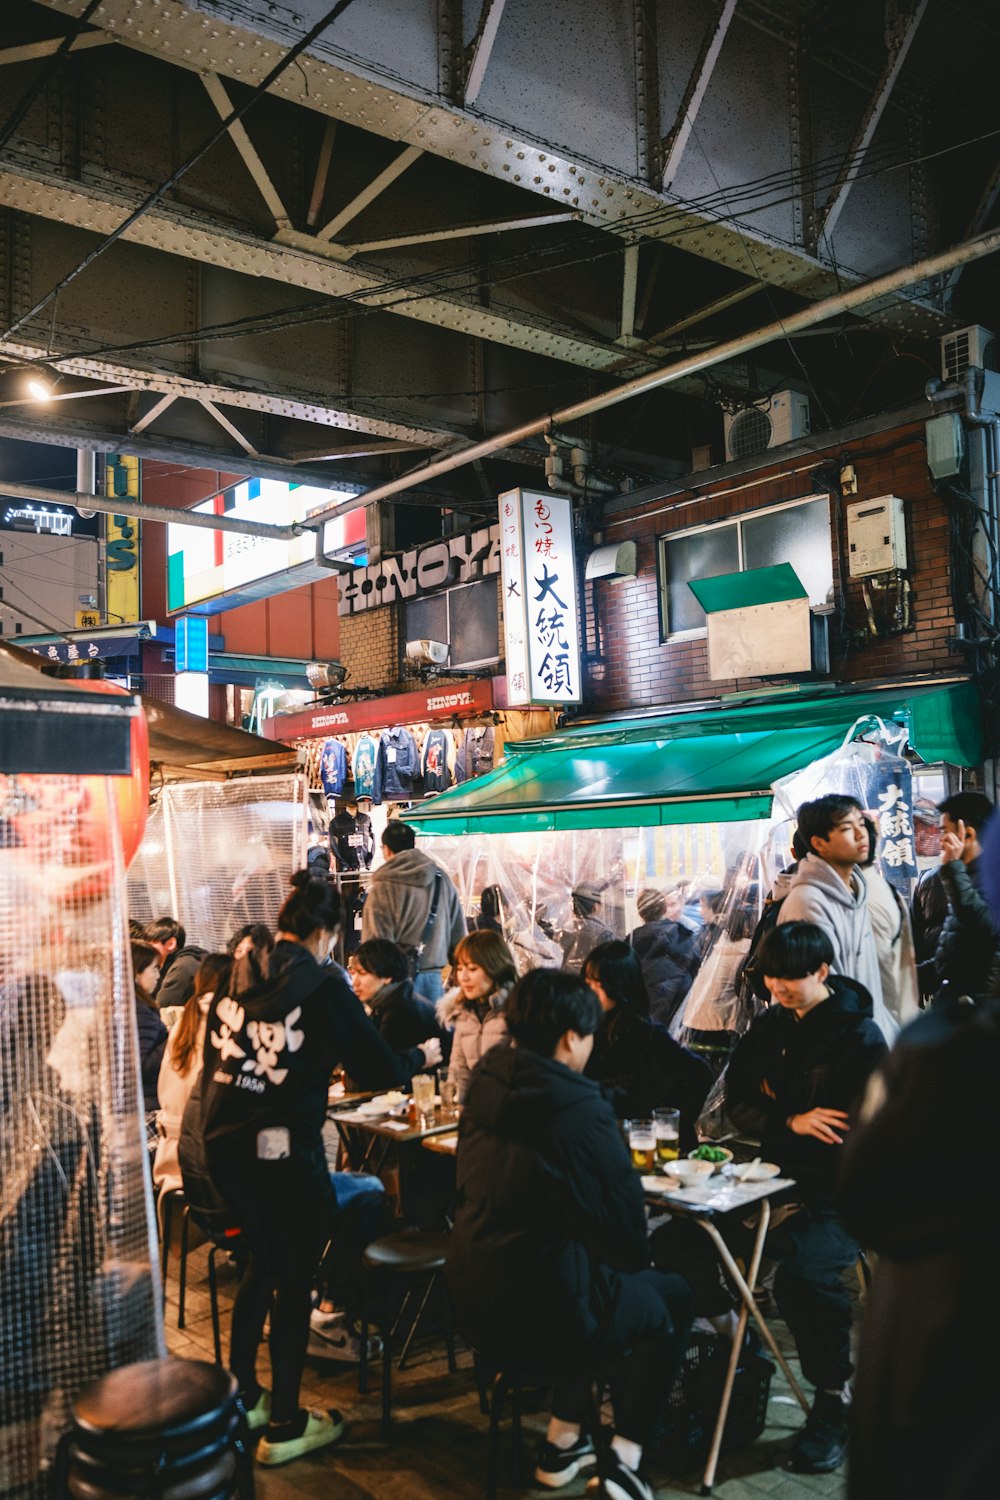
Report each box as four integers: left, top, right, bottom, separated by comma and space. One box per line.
590, 421, 957, 713
339, 603, 398, 692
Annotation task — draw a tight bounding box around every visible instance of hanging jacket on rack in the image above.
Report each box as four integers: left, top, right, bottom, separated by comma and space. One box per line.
455, 724, 495, 783
319, 738, 348, 799
352, 732, 379, 802
330, 807, 375, 871
374, 726, 420, 803
421, 727, 454, 794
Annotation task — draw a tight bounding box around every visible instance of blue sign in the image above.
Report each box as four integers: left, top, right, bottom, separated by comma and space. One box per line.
175, 615, 209, 674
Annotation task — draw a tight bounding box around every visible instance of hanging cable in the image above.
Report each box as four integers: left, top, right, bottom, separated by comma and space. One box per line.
0, 0, 359, 345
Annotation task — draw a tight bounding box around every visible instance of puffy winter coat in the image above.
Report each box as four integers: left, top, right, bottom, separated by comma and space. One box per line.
368, 977, 448, 1057
446, 1043, 651, 1364
437, 986, 509, 1100
929, 856, 999, 1003
725, 973, 887, 1202
628, 919, 697, 1026
135, 994, 167, 1112
153, 997, 210, 1196
154, 945, 207, 1010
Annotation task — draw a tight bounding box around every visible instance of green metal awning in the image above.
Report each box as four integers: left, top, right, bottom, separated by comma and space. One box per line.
407, 680, 982, 835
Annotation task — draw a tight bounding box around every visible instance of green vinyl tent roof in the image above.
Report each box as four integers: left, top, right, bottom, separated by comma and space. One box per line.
407, 680, 982, 835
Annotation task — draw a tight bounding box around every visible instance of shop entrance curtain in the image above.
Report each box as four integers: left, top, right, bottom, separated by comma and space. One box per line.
408, 680, 981, 836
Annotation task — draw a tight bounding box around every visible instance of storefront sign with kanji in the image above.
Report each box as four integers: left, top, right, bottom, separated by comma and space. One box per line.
499, 488, 581, 707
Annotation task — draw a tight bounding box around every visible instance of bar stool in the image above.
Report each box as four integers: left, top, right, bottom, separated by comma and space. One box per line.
358, 1230, 457, 1433
159, 1187, 192, 1327
472, 1355, 604, 1500
55, 1357, 253, 1500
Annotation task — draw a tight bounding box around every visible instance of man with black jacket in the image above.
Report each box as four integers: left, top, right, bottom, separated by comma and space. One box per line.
654, 922, 886, 1476
925, 791, 998, 1004
146, 916, 207, 1009
446, 969, 693, 1500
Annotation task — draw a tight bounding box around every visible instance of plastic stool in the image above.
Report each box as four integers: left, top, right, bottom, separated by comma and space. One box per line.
56, 1357, 253, 1500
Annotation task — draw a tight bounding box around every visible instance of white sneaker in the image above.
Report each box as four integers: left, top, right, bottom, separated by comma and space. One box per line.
309, 1306, 345, 1332
307, 1322, 383, 1365
256, 1408, 346, 1467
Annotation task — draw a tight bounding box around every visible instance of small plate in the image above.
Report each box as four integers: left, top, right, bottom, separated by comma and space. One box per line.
358, 1098, 391, 1117
729, 1160, 781, 1182
641, 1174, 680, 1193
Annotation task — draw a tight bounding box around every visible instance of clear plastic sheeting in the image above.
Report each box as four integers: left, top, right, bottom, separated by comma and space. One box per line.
127, 774, 310, 948
0, 776, 162, 1500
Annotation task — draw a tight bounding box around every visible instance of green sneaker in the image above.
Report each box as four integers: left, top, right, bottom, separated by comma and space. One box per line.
256, 1409, 346, 1467
242, 1390, 271, 1432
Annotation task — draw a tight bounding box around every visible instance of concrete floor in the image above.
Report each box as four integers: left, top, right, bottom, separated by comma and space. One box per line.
163, 1239, 847, 1500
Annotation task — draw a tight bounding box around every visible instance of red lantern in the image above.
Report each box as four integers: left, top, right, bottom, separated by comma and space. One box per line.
0, 679, 149, 901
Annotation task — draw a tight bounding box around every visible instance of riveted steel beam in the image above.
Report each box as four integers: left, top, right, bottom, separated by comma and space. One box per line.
0, 158, 655, 376
661, 0, 739, 193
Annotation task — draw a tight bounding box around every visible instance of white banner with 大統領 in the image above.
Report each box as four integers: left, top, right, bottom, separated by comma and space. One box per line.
499, 488, 581, 707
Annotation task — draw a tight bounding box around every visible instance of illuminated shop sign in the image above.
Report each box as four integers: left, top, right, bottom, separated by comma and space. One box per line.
166, 478, 366, 614
337, 523, 501, 615
499, 488, 582, 707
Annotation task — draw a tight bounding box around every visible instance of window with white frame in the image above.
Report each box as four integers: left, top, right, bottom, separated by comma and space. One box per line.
658, 494, 834, 639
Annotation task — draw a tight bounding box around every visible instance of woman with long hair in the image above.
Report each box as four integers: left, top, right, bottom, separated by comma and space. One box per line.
199, 870, 441, 1467
131, 939, 167, 1114
153, 952, 231, 1197
437, 928, 517, 1100
582, 940, 711, 1150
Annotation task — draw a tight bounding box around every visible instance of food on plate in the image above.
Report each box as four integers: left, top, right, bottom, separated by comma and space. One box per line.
669, 1158, 716, 1183
689, 1144, 734, 1164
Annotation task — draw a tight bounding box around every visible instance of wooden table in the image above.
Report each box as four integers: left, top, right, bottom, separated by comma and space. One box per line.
421, 1130, 458, 1156
644, 1172, 809, 1494
331, 1105, 459, 1174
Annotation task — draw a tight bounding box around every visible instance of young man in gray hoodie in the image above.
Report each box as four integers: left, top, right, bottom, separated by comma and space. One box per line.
362, 821, 466, 1002
777, 796, 891, 1040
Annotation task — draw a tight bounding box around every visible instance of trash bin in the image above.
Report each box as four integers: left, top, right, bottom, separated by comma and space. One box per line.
56, 1358, 253, 1500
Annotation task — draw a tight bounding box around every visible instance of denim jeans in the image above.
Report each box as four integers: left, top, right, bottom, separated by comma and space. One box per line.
413, 969, 443, 1004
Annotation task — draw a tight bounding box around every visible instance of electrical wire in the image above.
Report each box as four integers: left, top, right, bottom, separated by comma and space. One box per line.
0, 0, 360, 345
13, 118, 1000, 380
0, 0, 105, 155
0, 568, 77, 639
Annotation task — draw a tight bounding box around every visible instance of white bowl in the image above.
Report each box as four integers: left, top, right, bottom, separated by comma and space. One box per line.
669, 1158, 716, 1184
730, 1160, 781, 1182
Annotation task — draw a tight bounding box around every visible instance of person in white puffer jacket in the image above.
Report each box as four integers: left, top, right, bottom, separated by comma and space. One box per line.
436, 929, 516, 1100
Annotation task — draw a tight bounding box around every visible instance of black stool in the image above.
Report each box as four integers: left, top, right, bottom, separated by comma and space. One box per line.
56, 1357, 253, 1500
473, 1355, 604, 1500
159, 1188, 192, 1328
358, 1230, 457, 1433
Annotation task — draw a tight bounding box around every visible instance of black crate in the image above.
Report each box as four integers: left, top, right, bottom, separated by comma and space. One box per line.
654, 1331, 773, 1474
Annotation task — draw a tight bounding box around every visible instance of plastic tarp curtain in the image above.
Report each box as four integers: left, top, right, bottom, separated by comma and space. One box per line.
127, 775, 310, 950
0, 779, 162, 1500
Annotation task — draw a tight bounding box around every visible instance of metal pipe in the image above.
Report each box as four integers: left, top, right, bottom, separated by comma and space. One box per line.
302, 225, 1000, 531
0, 479, 301, 540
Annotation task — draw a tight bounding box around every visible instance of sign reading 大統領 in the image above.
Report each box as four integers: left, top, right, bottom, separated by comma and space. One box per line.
499, 488, 581, 707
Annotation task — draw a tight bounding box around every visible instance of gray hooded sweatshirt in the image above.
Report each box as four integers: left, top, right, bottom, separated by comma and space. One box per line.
777, 854, 889, 1032
362, 847, 466, 972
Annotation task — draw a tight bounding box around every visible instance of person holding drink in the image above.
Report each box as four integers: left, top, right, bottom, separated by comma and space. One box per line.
582, 941, 711, 1151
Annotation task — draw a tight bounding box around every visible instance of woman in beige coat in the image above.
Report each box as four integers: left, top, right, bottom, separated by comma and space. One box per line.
436, 930, 517, 1100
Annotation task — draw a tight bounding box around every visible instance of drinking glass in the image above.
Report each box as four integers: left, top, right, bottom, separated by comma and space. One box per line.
627, 1119, 656, 1172
653, 1107, 681, 1164
440, 1074, 460, 1114
411, 1073, 435, 1119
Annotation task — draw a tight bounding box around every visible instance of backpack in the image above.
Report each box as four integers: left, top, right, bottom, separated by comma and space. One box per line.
734, 896, 786, 1008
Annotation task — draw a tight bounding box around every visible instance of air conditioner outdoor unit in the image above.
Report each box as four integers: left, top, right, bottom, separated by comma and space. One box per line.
940, 325, 998, 383
723, 389, 811, 463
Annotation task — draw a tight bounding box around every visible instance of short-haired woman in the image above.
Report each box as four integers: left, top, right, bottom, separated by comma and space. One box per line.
437, 928, 517, 1100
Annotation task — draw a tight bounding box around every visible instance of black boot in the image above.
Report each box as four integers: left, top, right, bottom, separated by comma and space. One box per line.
787, 1389, 849, 1474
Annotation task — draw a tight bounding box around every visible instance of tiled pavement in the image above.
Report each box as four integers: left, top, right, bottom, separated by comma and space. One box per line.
163, 1239, 847, 1500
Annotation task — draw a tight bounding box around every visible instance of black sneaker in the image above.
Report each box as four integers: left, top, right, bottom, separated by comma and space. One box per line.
787, 1390, 849, 1474
599, 1456, 654, 1500
534, 1434, 598, 1489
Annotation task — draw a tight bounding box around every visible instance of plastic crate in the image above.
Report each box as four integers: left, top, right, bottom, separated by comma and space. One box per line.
654, 1330, 773, 1474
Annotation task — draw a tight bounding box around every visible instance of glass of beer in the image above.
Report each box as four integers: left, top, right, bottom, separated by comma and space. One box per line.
627, 1119, 656, 1172
411, 1073, 435, 1121
654, 1107, 681, 1165
440, 1073, 459, 1116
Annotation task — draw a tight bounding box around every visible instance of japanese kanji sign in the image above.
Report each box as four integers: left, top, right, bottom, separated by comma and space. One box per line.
499, 488, 581, 706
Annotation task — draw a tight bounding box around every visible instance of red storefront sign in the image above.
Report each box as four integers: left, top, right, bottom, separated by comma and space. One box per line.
262, 678, 497, 740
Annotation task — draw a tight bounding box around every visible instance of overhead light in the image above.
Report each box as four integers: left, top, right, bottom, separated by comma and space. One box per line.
26, 374, 53, 402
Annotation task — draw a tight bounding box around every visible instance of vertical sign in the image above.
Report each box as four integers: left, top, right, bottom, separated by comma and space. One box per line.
105, 454, 141, 624
499, 488, 581, 707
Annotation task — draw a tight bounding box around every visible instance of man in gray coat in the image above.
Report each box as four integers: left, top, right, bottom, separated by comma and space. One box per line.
362, 821, 466, 1002
778, 796, 891, 1041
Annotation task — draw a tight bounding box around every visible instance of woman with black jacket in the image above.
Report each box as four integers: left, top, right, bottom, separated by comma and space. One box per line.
200, 872, 442, 1467
582, 941, 712, 1152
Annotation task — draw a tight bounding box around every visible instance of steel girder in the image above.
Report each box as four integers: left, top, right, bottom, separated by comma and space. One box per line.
38, 0, 956, 335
